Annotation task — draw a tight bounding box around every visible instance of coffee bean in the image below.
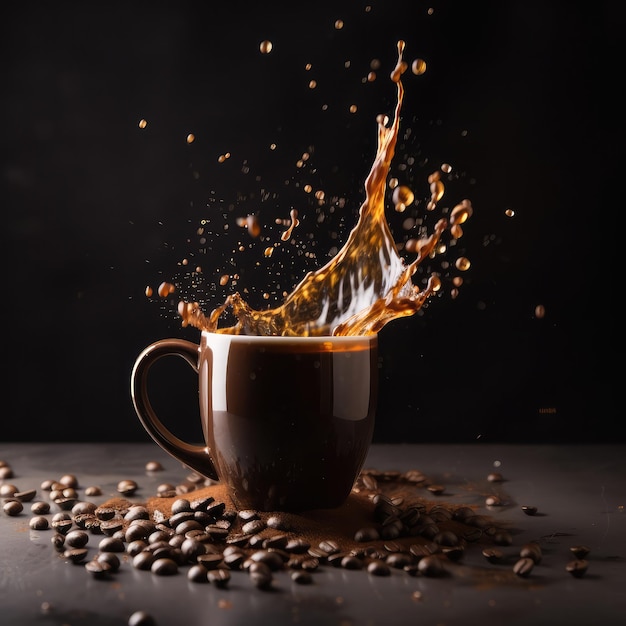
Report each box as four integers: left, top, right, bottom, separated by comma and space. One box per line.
188, 563, 209, 582
208, 568, 231, 587
340, 555, 363, 570
570, 545, 590, 559
493, 530, 513, 546
66, 530, 90, 548
482, 547, 505, 564
171, 499, 192, 515
99, 537, 125, 552
242, 519, 266, 535
128, 610, 157, 626
3, 500, 23, 516
72, 502, 97, 516
15, 489, 37, 502
318, 539, 340, 555
249, 561, 273, 589
85, 559, 111, 578
487, 472, 504, 483
291, 570, 313, 584
565, 559, 588, 578
426, 484, 445, 495
433, 531, 459, 547
59, 474, 79, 489
145, 461, 164, 472
513, 557, 534, 577
95, 506, 116, 521
418, 555, 446, 577
51, 534, 66, 552
367, 559, 391, 576
267, 514, 291, 531
386, 552, 412, 569
29, 516, 49, 530
85, 486, 102, 497
30, 501, 50, 515
133, 552, 156, 570
151, 557, 178, 576
100, 519, 124, 536
64, 548, 88, 564
97, 552, 121, 571
117, 480, 138, 496
197, 553, 224, 570
521, 505, 538, 516
0, 484, 19, 497
520, 542, 542, 564
0, 466, 14, 479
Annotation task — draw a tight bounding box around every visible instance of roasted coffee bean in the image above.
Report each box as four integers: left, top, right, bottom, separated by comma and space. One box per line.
145, 461, 164, 472
250, 550, 284, 571
266, 514, 291, 531
151, 557, 178, 576
452, 506, 475, 522
386, 552, 412, 569
100, 519, 124, 536
442, 546, 465, 562
99, 537, 125, 552
66, 530, 90, 548
521, 505, 538, 516
192, 511, 213, 526
418, 555, 445, 577
175, 520, 204, 535
117, 480, 138, 496
126, 540, 148, 557
97, 552, 121, 572
188, 563, 209, 582
133, 552, 156, 570
30, 501, 50, 515
125, 505, 149, 521
340, 555, 363, 570
125, 519, 156, 541
565, 559, 588, 578
263, 534, 289, 550
487, 472, 504, 483
242, 519, 266, 535
485, 495, 503, 507
190, 496, 214, 512
29, 516, 49, 530
3, 500, 23, 516
15, 489, 37, 502
570, 545, 590, 559
51, 518, 73, 535
426, 484, 445, 495
0, 484, 19, 497
171, 499, 192, 515
85, 559, 111, 578
72, 502, 96, 516
0, 466, 14, 479
238, 509, 259, 522
197, 553, 224, 570
354, 527, 381, 542
181, 538, 206, 562
64, 548, 88, 564
482, 547, 505, 564
318, 539, 341, 555
208, 568, 231, 587
128, 610, 157, 626
367, 559, 391, 576
291, 570, 313, 584
95, 506, 116, 521
520, 542, 542, 564
206, 501, 226, 518
85, 486, 102, 497
513, 557, 534, 577
206, 525, 230, 540
249, 561, 273, 589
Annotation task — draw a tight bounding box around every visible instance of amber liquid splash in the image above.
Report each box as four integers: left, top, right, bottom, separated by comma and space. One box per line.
178, 41, 472, 337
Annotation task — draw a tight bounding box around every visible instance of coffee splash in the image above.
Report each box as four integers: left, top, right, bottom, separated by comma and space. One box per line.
175, 40, 473, 337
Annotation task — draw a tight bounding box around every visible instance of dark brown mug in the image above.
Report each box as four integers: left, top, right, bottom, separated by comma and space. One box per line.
131, 331, 378, 511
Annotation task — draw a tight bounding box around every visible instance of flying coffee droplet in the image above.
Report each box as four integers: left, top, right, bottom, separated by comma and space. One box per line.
334, 19, 344, 30
535, 304, 546, 319
186, 133, 195, 144
505, 208, 515, 217
145, 286, 153, 298
138, 119, 148, 129
260, 40, 273, 54
392, 185, 415, 212
411, 58, 427, 75
219, 275, 229, 286
158, 282, 175, 298
455, 257, 471, 271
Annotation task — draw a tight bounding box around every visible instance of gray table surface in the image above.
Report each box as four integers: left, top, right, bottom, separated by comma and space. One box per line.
1, 442, 625, 626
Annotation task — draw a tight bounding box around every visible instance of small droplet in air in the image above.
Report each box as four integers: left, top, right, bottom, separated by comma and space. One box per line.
455, 257, 471, 271
534, 305, 546, 319
138, 119, 148, 129
411, 58, 427, 75
260, 40, 273, 54
334, 19, 344, 30
186, 134, 195, 144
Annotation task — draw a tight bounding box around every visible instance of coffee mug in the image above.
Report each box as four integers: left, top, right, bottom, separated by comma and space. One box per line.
131, 331, 378, 511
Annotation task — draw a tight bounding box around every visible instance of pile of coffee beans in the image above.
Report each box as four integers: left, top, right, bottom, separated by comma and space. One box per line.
1, 457, 591, 603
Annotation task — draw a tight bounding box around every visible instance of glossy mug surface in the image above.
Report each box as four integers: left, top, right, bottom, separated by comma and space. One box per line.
131, 332, 378, 511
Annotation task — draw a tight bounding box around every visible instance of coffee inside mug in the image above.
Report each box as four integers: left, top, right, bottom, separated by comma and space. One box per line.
131, 332, 378, 511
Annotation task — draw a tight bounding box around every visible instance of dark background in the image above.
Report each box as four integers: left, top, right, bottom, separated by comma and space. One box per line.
2, 1, 616, 444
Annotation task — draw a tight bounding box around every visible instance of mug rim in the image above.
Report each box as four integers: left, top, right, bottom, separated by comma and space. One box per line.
201, 330, 376, 344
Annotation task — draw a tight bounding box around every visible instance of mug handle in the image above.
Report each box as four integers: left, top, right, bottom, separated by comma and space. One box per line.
130, 338, 218, 480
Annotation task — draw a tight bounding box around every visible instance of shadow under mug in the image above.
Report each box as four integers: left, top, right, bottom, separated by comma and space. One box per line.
131, 331, 378, 512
